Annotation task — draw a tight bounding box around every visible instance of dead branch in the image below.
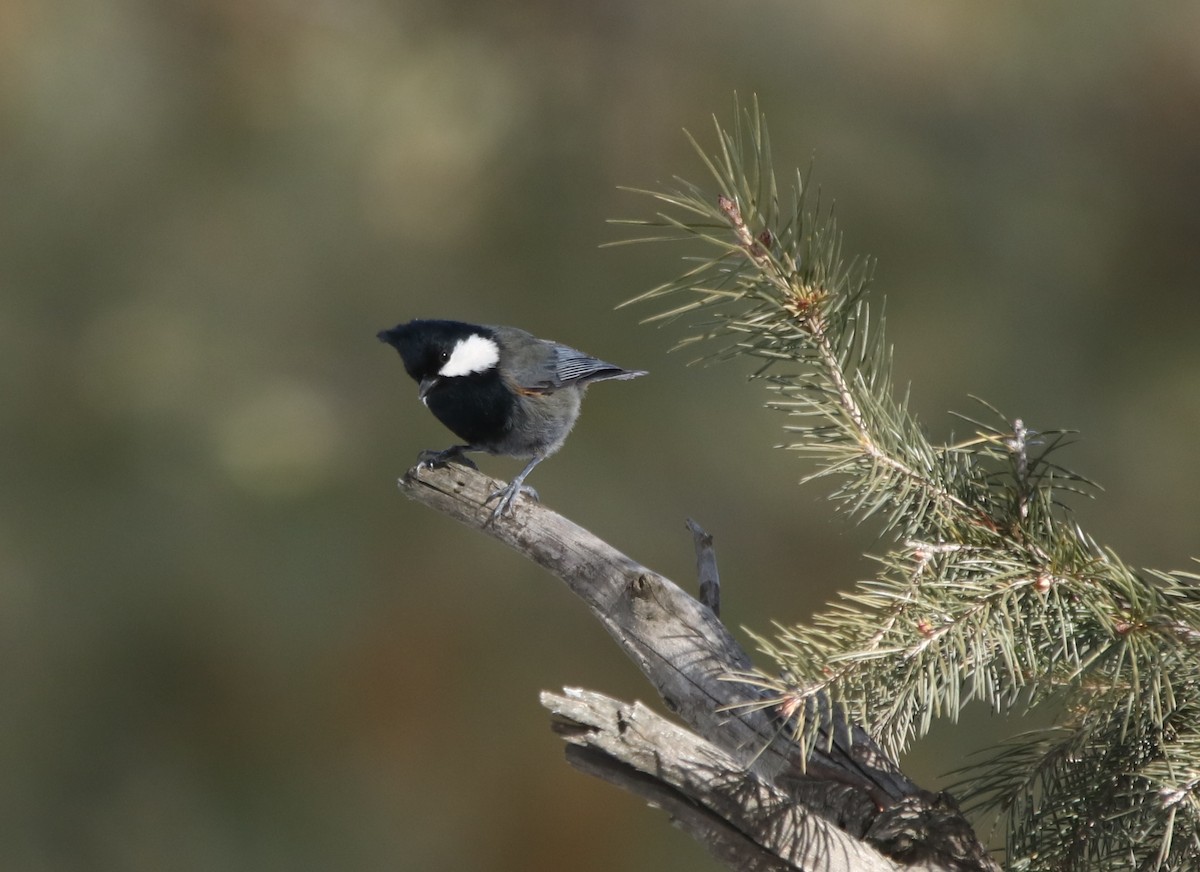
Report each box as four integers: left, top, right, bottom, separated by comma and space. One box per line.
397, 463, 999, 872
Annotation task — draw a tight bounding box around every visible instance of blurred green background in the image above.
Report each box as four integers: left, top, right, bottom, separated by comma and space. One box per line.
4, 1, 1200, 869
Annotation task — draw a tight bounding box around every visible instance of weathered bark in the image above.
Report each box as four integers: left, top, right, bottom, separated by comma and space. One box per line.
398, 463, 1000, 872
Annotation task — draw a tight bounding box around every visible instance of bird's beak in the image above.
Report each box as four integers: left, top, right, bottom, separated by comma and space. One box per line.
418, 376, 438, 405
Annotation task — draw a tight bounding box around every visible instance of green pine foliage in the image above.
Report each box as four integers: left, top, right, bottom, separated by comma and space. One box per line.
615, 98, 1200, 871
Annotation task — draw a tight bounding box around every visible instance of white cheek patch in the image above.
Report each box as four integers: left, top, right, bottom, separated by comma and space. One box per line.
439, 334, 500, 377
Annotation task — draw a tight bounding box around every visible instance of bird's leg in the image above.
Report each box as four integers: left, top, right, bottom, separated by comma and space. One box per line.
416, 445, 479, 471
485, 456, 543, 522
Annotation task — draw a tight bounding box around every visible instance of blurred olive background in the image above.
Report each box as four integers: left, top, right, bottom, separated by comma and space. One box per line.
4, 1, 1200, 869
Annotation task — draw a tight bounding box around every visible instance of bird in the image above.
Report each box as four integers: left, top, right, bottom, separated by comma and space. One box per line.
378, 319, 646, 521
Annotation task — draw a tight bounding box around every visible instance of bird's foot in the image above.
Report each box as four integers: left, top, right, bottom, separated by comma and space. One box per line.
416, 446, 478, 471
484, 481, 540, 523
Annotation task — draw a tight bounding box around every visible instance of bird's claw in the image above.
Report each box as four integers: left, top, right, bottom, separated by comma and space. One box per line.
483, 482, 540, 523
415, 447, 478, 471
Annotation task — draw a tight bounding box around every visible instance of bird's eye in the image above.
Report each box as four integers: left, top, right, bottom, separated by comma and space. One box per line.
439, 350, 450, 362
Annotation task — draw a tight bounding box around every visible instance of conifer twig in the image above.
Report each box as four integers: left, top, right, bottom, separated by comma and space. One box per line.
615, 96, 1200, 870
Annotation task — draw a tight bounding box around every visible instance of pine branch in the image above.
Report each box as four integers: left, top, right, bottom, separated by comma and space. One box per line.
616, 96, 1200, 870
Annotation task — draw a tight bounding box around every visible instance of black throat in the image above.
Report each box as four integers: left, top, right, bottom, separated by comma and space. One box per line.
423, 370, 513, 450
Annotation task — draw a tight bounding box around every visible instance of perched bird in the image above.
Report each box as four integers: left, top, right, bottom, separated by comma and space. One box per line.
378, 319, 646, 520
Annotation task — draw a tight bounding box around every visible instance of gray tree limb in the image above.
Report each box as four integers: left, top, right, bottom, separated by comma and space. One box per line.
398, 463, 1000, 872
544, 687, 913, 872
687, 517, 722, 617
